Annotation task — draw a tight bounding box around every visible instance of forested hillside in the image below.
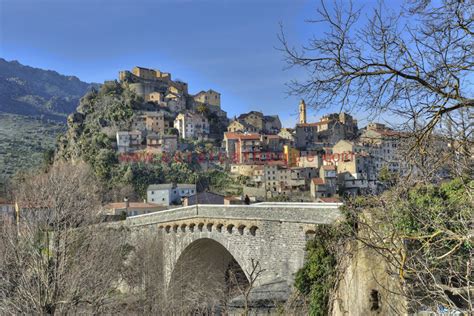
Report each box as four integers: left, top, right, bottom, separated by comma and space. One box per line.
0, 59, 96, 187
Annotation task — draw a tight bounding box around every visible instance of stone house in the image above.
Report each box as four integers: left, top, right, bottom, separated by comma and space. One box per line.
316, 165, 338, 196
131, 111, 166, 135
264, 163, 291, 197
194, 89, 221, 108
331, 140, 377, 195
116, 131, 142, 153
227, 120, 258, 133
146, 134, 178, 153
295, 123, 319, 149
360, 123, 404, 175
233, 111, 282, 134
295, 112, 358, 149
183, 191, 225, 206
310, 177, 328, 198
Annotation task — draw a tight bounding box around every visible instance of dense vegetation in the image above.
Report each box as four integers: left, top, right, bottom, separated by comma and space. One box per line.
295, 226, 341, 316
0, 113, 65, 186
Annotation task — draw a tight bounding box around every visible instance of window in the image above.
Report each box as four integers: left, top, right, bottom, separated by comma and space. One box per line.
151, 191, 155, 194
162, 198, 165, 201
151, 198, 155, 202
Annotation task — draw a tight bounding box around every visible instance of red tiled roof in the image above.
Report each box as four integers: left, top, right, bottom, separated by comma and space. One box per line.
224, 132, 260, 140
239, 134, 261, 140
312, 178, 325, 185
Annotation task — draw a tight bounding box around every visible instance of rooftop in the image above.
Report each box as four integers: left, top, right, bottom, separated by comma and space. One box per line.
312, 178, 325, 185
224, 132, 261, 140
147, 183, 196, 191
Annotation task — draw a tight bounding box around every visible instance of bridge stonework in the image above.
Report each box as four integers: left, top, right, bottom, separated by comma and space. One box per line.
125, 202, 342, 303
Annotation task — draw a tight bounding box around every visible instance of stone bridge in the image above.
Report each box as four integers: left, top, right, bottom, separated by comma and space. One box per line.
125, 202, 342, 307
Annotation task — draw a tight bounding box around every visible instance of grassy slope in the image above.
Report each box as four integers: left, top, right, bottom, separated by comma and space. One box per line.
0, 113, 65, 184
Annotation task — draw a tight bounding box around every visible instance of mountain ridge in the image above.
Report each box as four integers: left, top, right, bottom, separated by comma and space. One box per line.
0, 58, 98, 121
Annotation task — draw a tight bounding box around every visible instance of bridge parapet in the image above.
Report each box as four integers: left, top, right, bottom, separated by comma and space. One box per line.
126, 202, 342, 227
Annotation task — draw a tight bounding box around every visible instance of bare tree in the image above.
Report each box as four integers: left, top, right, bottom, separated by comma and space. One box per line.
280, 0, 473, 148
228, 258, 266, 316
0, 162, 128, 315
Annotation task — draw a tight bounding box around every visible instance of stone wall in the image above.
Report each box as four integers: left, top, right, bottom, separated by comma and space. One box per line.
332, 241, 407, 316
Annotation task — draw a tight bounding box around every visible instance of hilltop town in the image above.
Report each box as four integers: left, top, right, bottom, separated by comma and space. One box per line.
89, 65, 424, 215
1, 0, 471, 313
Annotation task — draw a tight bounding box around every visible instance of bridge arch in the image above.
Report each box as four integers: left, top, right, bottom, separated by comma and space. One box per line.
166, 238, 249, 309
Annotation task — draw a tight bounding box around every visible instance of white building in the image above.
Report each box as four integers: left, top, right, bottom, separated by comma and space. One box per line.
173, 112, 209, 140
147, 183, 197, 206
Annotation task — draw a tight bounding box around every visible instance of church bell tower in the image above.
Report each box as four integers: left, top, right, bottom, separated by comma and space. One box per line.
299, 99, 307, 124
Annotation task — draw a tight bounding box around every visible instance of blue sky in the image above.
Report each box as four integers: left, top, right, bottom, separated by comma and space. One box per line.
0, 0, 384, 127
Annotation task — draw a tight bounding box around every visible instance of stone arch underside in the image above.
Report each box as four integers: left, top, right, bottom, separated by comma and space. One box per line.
166, 238, 250, 310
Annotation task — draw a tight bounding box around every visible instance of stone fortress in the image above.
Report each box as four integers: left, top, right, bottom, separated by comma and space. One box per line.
119, 66, 226, 118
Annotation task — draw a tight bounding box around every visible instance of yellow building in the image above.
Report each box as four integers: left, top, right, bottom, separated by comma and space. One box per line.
131, 112, 166, 134
145, 112, 166, 134
131, 66, 171, 81
145, 92, 163, 103
194, 89, 221, 107
283, 145, 300, 167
